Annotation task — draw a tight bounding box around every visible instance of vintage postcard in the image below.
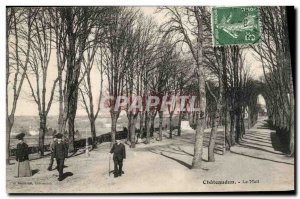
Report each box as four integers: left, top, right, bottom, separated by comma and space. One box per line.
6, 6, 295, 193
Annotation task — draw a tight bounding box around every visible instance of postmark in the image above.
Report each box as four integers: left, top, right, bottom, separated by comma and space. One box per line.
212, 6, 260, 46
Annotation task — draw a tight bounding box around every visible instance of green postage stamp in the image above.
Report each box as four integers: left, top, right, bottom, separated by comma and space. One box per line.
212, 6, 260, 46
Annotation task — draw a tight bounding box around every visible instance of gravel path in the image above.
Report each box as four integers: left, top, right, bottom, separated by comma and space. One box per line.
7, 119, 294, 193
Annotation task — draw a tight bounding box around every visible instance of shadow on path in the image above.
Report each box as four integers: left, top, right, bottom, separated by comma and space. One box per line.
148, 148, 209, 170
237, 143, 284, 155
230, 151, 293, 166
60, 172, 73, 181
149, 149, 192, 169
245, 134, 272, 140
32, 169, 39, 176
169, 146, 193, 156
242, 137, 272, 145
240, 140, 274, 149
231, 119, 294, 165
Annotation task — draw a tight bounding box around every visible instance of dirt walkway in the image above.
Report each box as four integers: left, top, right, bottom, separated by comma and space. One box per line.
7, 119, 294, 193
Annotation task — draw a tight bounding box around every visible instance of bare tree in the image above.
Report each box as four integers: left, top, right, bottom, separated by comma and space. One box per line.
54, 7, 109, 151
176, 58, 192, 136
25, 8, 58, 156
252, 7, 294, 155
160, 6, 207, 169
103, 8, 139, 144
204, 47, 224, 162
6, 8, 36, 164
50, 8, 67, 136
79, 24, 106, 148
139, 18, 160, 144
145, 36, 180, 142
123, 13, 158, 147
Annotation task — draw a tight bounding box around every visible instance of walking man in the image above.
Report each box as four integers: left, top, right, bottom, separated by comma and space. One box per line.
48, 136, 57, 171
110, 138, 126, 178
53, 133, 68, 181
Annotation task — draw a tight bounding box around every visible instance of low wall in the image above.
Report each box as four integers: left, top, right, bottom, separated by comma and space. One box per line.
9, 126, 179, 157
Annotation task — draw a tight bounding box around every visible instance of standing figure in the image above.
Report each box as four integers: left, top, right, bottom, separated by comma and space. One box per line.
15, 133, 32, 177
110, 138, 126, 178
53, 133, 68, 181
47, 136, 57, 171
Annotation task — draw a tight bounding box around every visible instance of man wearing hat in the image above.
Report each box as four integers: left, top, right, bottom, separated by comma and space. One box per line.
47, 135, 57, 171
110, 138, 126, 178
15, 132, 32, 177
53, 133, 68, 181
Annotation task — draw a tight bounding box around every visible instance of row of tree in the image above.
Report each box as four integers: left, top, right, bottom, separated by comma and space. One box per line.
6, 6, 294, 168
252, 7, 295, 155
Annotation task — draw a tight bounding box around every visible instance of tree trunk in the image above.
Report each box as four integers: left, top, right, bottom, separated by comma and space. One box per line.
68, 89, 79, 153
241, 109, 245, 138
208, 105, 220, 162
189, 112, 197, 129
57, 68, 64, 134
169, 113, 173, 138
224, 109, 231, 150
208, 113, 217, 162
130, 116, 137, 148
191, 74, 206, 169
59, 85, 69, 138
150, 114, 155, 137
145, 112, 151, 144
68, 116, 75, 152
248, 107, 252, 129
158, 111, 163, 141
206, 115, 210, 128
139, 112, 144, 137
192, 113, 206, 169
127, 113, 132, 142
38, 115, 47, 156
235, 108, 241, 144
191, 6, 206, 169
90, 118, 97, 148
60, 108, 68, 140
63, 8, 83, 151
6, 117, 13, 165
111, 112, 118, 144
178, 111, 183, 136
230, 111, 236, 146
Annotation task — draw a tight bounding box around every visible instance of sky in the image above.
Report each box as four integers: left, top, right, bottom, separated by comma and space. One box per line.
8, 7, 264, 116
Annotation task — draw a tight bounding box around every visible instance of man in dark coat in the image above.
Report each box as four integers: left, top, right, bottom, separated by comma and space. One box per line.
110, 138, 126, 178
48, 136, 57, 171
53, 133, 68, 181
